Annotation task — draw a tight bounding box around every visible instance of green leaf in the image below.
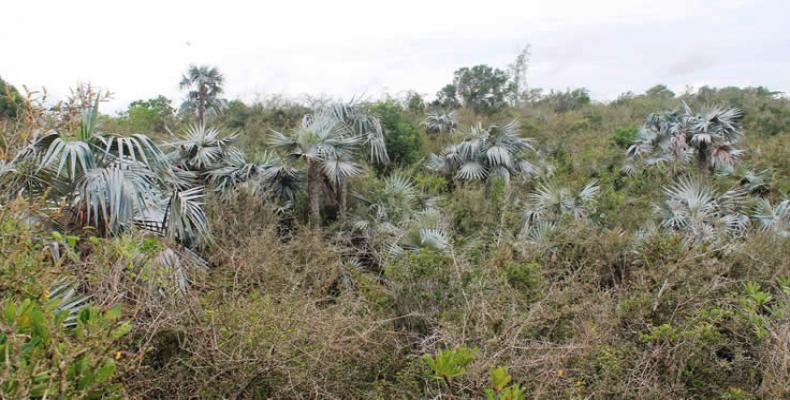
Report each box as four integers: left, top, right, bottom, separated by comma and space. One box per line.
490, 366, 512, 391
111, 321, 131, 340
104, 304, 121, 321
94, 359, 116, 383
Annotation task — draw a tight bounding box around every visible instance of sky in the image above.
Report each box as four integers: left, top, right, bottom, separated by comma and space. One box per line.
3, 0, 789, 113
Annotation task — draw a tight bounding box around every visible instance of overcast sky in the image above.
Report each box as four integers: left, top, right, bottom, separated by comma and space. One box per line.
3, 0, 789, 113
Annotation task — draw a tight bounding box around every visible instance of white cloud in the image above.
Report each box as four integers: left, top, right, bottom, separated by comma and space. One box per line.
2, 0, 787, 112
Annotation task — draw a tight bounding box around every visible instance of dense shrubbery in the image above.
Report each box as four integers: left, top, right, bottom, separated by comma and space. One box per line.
1, 73, 790, 399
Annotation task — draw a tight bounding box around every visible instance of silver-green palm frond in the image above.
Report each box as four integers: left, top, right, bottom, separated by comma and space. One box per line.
656, 177, 750, 242
72, 166, 152, 234
753, 199, 790, 238
205, 152, 300, 201
47, 278, 91, 328
430, 119, 535, 184
168, 124, 237, 171
163, 186, 211, 246
425, 110, 458, 134
100, 133, 170, 170
519, 220, 557, 245
383, 173, 418, 210
148, 246, 208, 293
524, 180, 599, 224
627, 102, 743, 172
37, 131, 96, 180
0, 147, 69, 199
327, 101, 389, 165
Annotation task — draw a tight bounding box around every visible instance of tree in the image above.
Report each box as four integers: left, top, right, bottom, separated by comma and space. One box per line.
645, 84, 675, 99
452, 65, 516, 115
0, 96, 210, 246
427, 119, 536, 201
370, 100, 421, 172
626, 102, 744, 173
508, 45, 531, 106
0, 76, 23, 120
269, 103, 388, 225
433, 84, 461, 110
405, 91, 426, 114
535, 88, 591, 113
118, 95, 175, 133
179, 65, 225, 124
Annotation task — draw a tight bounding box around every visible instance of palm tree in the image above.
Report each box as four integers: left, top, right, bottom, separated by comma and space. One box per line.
0, 97, 211, 246
352, 174, 451, 265
179, 65, 225, 124
625, 102, 743, 174
752, 199, 790, 238
269, 102, 388, 225
427, 119, 536, 200
425, 110, 458, 134
269, 110, 363, 225
654, 176, 749, 243
520, 180, 599, 240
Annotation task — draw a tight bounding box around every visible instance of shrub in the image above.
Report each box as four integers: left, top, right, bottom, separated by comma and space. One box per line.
0, 300, 130, 399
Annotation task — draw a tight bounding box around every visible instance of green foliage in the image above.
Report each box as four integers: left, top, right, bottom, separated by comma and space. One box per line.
485, 367, 526, 400
370, 100, 422, 171
115, 95, 175, 133
439, 65, 516, 115
422, 345, 478, 380
504, 261, 543, 300
535, 88, 591, 113
612, 125, 638, 148
0, 299, 130, 399
0, 75, 23, 119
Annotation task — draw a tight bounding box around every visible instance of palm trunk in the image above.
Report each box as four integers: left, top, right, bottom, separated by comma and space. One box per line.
198, 84, 206, 124
697, 143, 708, 173
483, 178, 492, 209
338, 179, 348, 221
307, 160, 321, 226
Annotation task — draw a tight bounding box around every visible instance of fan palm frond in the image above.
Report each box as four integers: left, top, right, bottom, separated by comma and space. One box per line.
72, 166, 153, 234
47, 278, 91, 328
163, 186, 211, 246
753, 199, 790, 237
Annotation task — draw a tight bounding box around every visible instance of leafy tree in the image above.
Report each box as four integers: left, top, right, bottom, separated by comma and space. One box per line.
535, 88, 591, 112
452, 65, 516, 115
433, 84, 461, 110
645, 84, 675, 99
118, 95, 175, 133
404, 91, 426, 114
0, 76, 23, 120
179, 65, 225, 123
370, 100, 421, 171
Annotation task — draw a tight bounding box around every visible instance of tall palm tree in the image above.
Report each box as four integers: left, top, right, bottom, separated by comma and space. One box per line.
427, 119, 536, 200
269, 110, 363, 225
269, 102, 388, 225
179, 65, 225, 124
